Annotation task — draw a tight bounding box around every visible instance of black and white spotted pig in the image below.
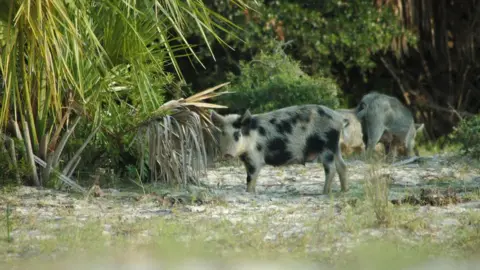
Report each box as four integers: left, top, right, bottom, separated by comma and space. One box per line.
210, 104, 349, 194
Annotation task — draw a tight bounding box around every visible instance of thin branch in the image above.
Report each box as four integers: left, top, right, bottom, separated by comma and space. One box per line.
48, 105, 73, 152
39, 134, 49, 161
21, 121, 40, 186
446, 103, 463, 121
67, 157, 81, 179
51, 116, 81, 169
61, 123, 101, 176
7, 137, 21, 185
418, 46, 439, 100
9, 120, 23, 140
43, 116, 81, 182
419, 102, 474, 119
379, 56, 411, 105
33, 155, 86, 194
457, 65, 471, 111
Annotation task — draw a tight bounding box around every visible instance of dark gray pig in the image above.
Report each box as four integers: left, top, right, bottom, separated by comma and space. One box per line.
379, 123, 424, 158
355, 92, 421, 160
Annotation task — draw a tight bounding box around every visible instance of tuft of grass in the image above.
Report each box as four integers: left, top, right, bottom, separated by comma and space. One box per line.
449, 211, 480, 255
363, 162, 393, 227
416, 136, 461, 157
5, 201, 13, 243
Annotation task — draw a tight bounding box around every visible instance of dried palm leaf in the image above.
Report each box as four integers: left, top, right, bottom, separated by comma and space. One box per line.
135, 82, 230, 186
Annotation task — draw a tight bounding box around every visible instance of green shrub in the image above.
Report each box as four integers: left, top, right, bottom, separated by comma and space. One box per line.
450, 115, 480, 158
217, 51, 341, 114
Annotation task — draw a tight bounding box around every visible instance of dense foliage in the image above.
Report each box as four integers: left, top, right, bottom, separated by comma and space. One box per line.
0, 0, 246, 188
182, 0, 480, 142
218, 51, 341, 114
365, 0, 480, 139
450, 115, 480, 159
179, 0, 414, 97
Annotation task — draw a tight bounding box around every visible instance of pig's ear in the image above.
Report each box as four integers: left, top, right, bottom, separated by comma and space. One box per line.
210, 110, 224, 126
240, 109, 252, 126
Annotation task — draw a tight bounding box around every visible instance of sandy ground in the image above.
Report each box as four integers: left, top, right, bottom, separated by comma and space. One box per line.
1, 154, 480, 269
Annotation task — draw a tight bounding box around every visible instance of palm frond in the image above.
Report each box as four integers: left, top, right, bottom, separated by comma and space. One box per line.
136, 82, 230, 186
0, 0, 247, 188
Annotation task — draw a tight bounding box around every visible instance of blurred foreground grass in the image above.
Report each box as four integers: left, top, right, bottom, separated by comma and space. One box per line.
1, 153, 480, 270
0, 188, 479, 270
